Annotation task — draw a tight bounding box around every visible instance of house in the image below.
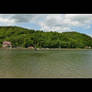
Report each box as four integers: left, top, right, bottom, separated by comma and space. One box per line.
2, 41, 12, 48
85, 46, 91, 49
28, 46, 34, 49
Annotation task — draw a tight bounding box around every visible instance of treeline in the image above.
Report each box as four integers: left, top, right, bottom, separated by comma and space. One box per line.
0, 26, 92, 48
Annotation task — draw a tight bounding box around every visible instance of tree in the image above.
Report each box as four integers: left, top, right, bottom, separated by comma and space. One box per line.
0, 26, 92, 49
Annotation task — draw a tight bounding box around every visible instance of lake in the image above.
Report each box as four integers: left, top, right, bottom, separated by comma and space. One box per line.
0, 49, 92, 78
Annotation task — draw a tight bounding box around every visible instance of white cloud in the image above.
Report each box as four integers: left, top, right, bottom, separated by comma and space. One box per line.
0, 14, 15, 25
0, 14, 92, 32
64, 14, 92, 26
38, 14, 92, 32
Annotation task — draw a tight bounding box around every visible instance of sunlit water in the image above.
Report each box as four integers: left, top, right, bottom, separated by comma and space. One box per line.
0, 49, 92, 78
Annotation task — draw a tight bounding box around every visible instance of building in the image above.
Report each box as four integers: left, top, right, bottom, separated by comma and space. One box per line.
85, 46, 91, 49
2, 41, 12, 48
28, 46, 34, 49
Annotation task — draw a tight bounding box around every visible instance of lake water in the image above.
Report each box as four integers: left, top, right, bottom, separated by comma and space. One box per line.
0, 49, 92, 78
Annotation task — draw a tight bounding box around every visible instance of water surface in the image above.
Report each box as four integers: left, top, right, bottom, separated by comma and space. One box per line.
0, 49, 92, 78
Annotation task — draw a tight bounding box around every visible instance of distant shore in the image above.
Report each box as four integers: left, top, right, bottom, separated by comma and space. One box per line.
36, 48, 92, 50
0, 47, 92, 50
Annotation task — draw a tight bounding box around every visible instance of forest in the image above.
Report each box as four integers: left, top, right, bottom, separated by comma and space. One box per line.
0, 26, 92, 48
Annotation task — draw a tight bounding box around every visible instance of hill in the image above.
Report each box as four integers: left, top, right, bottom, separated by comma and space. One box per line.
0, 26, 92, 48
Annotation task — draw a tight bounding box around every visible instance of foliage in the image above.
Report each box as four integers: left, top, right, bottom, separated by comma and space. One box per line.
0, 26, 92, 48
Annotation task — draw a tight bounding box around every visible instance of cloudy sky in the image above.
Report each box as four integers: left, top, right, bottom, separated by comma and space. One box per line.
0, 14, 92, 36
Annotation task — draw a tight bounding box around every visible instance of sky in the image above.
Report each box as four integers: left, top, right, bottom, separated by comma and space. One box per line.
0, 14, 92, 37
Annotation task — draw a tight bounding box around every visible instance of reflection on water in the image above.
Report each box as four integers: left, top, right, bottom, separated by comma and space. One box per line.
0, 49, 92, 78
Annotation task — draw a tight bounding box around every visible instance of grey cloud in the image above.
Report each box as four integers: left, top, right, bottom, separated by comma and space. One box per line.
10, 14, 37, 23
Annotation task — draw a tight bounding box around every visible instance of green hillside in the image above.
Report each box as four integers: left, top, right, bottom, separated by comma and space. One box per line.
0, 26, 92, 48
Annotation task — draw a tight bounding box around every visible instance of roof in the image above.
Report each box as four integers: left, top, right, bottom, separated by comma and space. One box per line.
3, 41, 11, 45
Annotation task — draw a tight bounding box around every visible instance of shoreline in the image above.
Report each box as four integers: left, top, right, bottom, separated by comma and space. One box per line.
0, 47, 92, 50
